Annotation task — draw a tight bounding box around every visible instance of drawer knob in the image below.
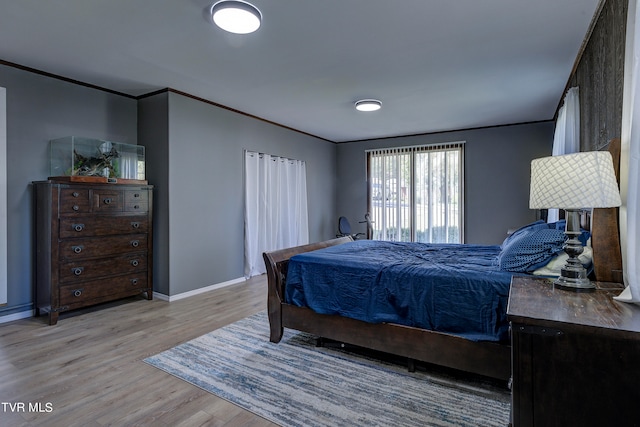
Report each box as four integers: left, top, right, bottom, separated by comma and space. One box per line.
134, 193, 140, 198
73, 223, 85, 232
131, 240, 140, 248
131, 221, 140, 229
131, 259, 139, 267
72, 192, 79, 197
73, 289, 83, 297
103, 197, 112, 205
72, 267, 84, 276
72, 205, 79, 211
72, 245, 83, 254
133, 205, 140, 210
130, 278, 139, 286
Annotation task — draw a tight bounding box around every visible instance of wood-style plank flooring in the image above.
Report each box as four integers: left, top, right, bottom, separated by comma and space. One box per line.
0, 275, 279, 426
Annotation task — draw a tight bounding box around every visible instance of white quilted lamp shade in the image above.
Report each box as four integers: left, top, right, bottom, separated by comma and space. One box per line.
530, 151, 622, 209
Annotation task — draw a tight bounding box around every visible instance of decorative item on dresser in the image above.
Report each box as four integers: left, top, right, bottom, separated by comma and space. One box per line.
33, 180, 153, 325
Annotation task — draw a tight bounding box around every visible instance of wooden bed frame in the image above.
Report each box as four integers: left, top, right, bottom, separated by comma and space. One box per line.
263, 139, 623, 383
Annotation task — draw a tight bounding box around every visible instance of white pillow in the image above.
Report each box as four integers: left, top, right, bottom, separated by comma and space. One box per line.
533, 240, 593, 277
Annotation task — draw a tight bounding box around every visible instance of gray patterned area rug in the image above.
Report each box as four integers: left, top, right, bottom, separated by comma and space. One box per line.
144, 312, 510, 427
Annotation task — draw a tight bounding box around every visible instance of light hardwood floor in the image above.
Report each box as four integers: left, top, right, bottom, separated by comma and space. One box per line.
0, 275, 279, 426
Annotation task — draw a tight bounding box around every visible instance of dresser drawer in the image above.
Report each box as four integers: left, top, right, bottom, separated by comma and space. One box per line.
59, 216, 149, 238
125, 190, 149, 203
59, 234, 148, 259
59, 253, 148, 283
59, 273, 149, 306
125, 201, 148, 212
92, 189, 123, 212
59, 188, 91, 214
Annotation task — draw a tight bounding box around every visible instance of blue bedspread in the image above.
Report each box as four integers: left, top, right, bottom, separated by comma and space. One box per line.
285, 240, 516, 343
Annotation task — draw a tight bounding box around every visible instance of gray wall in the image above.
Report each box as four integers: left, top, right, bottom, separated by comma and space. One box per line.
139, 91, 337, 296
336, 122, 554, 245
138, 93, 170, 295
0, 64, 137, 317
0, 61, 553, 314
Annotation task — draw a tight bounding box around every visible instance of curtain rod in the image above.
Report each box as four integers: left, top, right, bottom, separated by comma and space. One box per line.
244, 149, 305, 164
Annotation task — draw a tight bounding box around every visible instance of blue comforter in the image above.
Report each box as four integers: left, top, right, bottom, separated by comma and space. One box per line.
285, 240, 515, 342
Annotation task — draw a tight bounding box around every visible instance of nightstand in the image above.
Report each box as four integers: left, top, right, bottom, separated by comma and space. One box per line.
507, 276, 640, 427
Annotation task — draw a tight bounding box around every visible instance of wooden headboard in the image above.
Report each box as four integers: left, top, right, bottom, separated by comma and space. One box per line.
591, 138, 623, 283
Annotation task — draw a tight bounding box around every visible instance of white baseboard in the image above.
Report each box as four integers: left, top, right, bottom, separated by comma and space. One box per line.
0, 309, 35, 324
153, 292, 170, 302
0, 278, 246, 322
153, 277, 246, 302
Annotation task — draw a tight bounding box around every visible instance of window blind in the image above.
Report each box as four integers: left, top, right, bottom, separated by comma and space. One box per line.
366, 142, 464, 243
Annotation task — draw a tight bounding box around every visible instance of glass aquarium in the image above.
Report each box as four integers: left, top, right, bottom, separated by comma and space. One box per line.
50, 136, 145, 181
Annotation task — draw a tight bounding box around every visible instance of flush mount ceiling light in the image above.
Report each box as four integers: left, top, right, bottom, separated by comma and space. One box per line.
211, 0, 262, 34
355, 99, 382, 112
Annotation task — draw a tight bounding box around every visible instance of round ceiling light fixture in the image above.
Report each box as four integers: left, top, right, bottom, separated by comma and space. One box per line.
355, 99, 382, 112
211, 0, 262, 34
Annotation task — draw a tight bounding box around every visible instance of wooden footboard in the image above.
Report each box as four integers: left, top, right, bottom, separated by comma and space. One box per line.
263, 236, 353, 342
262, 236, 511, 382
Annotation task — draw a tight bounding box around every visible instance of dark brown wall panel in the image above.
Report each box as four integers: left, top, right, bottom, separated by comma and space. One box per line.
568, 0, 627, 151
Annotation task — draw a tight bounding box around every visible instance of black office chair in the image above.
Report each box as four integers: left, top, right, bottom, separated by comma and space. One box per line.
336, 216, 365, 239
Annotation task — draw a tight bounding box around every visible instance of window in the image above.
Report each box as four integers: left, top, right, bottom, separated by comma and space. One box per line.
367, 142, 464, 243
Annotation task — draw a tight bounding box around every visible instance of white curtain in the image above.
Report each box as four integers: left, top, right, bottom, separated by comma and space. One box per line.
615, 0, 640, 303
548, 87, 580, 222
244, 151, 309, 278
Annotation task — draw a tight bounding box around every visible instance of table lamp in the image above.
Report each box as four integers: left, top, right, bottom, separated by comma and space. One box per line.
529, 151, 622, 290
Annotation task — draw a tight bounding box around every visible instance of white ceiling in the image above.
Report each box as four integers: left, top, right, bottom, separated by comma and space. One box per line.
0, 0, 601, 142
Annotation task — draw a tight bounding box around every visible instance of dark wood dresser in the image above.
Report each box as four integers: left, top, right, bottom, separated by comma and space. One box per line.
34, 180, 153, 325
507, 276, 640, 427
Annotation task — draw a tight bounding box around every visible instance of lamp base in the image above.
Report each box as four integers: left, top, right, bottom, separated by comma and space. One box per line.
554, 267, 595, 292
553, 209, 595, 292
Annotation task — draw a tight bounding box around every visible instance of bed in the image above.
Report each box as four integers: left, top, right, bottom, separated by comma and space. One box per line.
263, 139, 623, 383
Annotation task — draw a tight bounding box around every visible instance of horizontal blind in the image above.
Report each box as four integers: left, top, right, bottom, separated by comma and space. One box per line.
367, 141, 464, 155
